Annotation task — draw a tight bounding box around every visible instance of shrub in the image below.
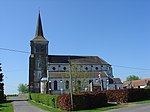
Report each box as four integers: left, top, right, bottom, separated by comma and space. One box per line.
57, 92, 107, 111
30, 93, 59, 108
102, 88, 150, 103
57, 94, 72, 111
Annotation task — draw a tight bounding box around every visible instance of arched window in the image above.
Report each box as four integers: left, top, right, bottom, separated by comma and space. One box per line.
65, 80, 69, 89
77, 80, 81, 90
89, 80, 93, 84
49, 81, 51, 90
54, 80, 57, 90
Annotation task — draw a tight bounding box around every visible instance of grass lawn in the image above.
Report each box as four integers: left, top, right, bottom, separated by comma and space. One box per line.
75, 105, 125, 112
28, 99, 150, 112
131, 99, 150, 104
0, 101, 13, 112
28, 100, 64, 112
28, 100, 126, 112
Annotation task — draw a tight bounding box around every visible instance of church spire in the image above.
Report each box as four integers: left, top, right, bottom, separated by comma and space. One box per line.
35, 12, 44, 37
33, 12, 47, 41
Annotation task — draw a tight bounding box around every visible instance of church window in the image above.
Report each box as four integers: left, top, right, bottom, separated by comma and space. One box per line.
85, 67, 88, 71
63, 67, 66, 71
77, 80, 81, 90
95, 67, 98, 70
101, 65, 103, 67
58, 65, 60, 67
65, 80, 69, 89
91, 65, 93, 67
52, 67, 56, 71
49, 81, 51, 90
89, 80, 93, 84
54, 80, 57, 90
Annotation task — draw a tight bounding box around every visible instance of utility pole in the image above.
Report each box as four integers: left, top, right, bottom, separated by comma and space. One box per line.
68, 56, 73, 110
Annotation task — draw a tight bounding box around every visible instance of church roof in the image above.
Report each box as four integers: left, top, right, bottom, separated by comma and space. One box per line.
113, 78, 123, 84
32, 13, 48, 42
48, 72, 107, 78
48, 55, 110, 65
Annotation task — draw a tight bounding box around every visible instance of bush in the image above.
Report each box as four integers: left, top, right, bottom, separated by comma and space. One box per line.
102, 88, 150, 103
57, 92, 107, 111
57, 94, 72, 111
127, 88, 150, 102
30, 93, 59, 108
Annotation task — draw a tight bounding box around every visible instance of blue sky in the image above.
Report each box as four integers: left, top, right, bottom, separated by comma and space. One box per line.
0, 0, 150, 94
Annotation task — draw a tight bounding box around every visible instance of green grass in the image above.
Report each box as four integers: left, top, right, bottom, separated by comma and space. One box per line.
28, 100, 125, 112
75, 105, 126, 112
131, 99, 150, 104
28, 99, 150, 112
0, 101, 14, 112
28, 100, 65, 112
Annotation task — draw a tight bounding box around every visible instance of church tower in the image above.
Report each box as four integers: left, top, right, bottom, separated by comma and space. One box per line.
29, 13, 49, 93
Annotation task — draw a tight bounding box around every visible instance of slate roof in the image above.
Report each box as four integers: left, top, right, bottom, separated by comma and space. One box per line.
48, 55, 110, 65
48, 72, 100, 78
113, 78, 123, 84
48, 71, 108, 78
32, 13, 48, 42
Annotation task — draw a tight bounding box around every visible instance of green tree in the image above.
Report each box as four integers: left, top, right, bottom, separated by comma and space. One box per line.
18, 83, 29, 94
71, 64, 89, 93
126, 75, 140, 81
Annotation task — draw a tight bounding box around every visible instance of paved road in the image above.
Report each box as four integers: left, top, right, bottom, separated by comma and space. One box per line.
105, 103, 150, 112
9, 97, 49, 112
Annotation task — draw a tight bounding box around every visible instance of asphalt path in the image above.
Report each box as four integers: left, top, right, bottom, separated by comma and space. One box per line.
105, 103, 150, 112
8, 97, 49, 112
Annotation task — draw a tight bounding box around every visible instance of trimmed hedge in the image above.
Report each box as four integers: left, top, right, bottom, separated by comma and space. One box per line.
102, 88, 150, 103
57, 92, 107, 111
30, 93, 59, 108
30, 89, 150, 111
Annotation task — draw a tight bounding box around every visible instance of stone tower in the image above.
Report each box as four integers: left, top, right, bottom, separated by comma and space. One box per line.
29, 13, 49, 93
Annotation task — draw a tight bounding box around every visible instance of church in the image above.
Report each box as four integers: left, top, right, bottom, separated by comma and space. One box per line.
29, 13, 122, 94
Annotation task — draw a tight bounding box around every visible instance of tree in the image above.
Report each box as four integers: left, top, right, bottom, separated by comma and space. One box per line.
18, 83, 29, 94
126, 75, 140, 81
70, 64, 90, 93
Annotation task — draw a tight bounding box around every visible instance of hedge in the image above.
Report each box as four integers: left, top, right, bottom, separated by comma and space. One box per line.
30, 93, 59, 108
57, 92, 107, 111
102, 88, 150, 103
30, 89, 150, 111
